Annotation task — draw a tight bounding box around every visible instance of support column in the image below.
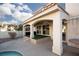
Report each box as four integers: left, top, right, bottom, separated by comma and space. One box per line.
23, 25, 25, 37
30, 24, 34, 39
50, 24, 53, 40
52, 17, 63, 55
41, 25, 43, 35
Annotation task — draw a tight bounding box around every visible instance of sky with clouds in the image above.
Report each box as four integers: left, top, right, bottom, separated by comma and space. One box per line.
0, 3, 46, 24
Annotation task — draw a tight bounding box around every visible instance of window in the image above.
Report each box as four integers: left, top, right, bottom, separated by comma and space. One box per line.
43, 25, 49, 35
37, 26, 41, 34
25, 25, 30, 31
36, 24, 50, 35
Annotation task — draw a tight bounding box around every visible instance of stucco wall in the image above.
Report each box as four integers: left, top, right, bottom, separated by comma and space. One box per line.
67, 18, 79, 41
0, 31, 23, 39
66, 3, 79, 17
52, 13, 63, 55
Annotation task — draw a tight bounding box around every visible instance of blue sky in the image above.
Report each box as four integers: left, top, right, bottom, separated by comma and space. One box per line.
0, 3, 46, 24
26, 3, 46, 12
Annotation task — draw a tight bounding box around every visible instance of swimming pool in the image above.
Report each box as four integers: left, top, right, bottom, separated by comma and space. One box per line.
0, 51, 23, 56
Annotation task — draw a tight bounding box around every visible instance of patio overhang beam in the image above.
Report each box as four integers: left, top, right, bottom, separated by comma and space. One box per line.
24, 8, 59, 24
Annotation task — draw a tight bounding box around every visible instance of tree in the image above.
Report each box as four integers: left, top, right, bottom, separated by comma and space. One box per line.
15, 24, 23, 31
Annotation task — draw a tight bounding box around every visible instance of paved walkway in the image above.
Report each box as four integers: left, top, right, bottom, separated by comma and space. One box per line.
0, 37, 79, 56
0, 37, 56, 56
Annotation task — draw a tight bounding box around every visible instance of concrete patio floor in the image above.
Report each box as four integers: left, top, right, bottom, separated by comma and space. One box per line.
0, 37, 79, 56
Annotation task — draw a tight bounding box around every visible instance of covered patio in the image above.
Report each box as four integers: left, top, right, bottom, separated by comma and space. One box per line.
23, 3, 69, 55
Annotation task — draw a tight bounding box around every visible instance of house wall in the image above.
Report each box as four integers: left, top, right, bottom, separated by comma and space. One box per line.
0, 31, 23, 39
66, 3, 79, 17
67, 18, 79, 41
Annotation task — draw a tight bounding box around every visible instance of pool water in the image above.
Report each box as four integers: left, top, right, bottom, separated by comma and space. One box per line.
0, 51, 23, 56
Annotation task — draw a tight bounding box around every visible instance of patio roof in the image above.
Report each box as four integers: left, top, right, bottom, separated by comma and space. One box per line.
23, 3, 69, 25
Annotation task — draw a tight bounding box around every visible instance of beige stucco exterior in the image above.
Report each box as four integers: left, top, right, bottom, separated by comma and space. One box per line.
66, 3, 79, 17
23, 3, 69, 55
66, 17, 79, 46
65, 3, 79, 48
23, 3, 79, 55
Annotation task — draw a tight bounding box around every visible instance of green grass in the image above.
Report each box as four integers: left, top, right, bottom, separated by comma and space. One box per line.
33, 35, 48, 40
